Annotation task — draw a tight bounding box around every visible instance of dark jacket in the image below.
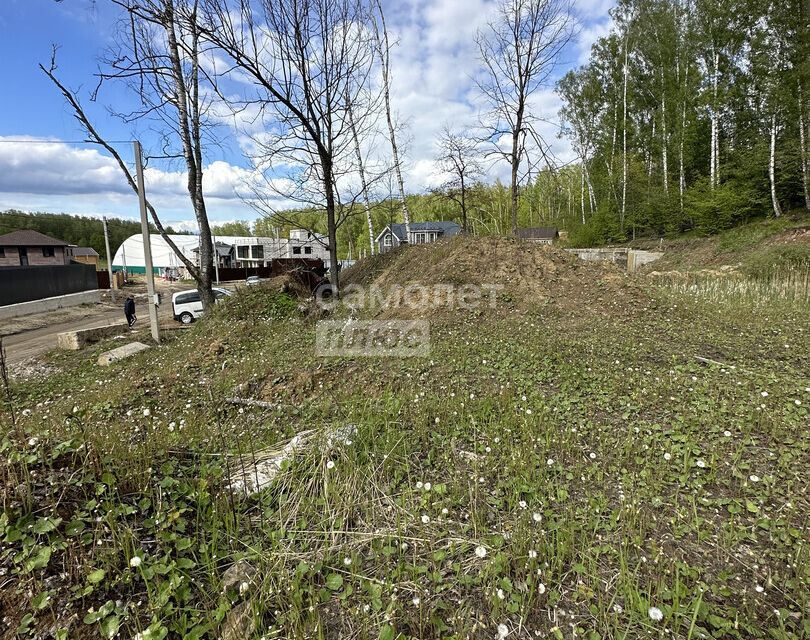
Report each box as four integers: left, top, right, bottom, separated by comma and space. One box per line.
124, 298, 135, 315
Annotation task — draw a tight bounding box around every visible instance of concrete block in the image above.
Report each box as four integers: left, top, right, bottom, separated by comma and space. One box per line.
58, 322, 129, 350
0, 290, 102, 321
97, 342, 150, 366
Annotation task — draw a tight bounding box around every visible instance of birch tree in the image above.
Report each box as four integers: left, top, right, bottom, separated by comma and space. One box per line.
373, 0, 411, 240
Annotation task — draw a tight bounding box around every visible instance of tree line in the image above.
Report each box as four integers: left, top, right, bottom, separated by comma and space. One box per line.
0, 210, 187, 262
41, 0, 577, 303
553, 0, 809, 243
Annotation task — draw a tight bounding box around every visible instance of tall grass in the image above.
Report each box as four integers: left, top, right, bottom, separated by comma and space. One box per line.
652, 266, 810, 305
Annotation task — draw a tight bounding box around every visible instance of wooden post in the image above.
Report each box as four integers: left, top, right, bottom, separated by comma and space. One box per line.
102, 216, 116, 302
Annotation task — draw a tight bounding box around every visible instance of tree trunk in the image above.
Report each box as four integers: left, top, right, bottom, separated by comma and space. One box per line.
323, 158, 341, 293
710, 47, 719, 189
377, 2, 411, 239
679, 98, 686, 213
621, 37, 628, 235
769, 113, 782, 218
346, 95, 375, 254
799, 84, 810, 212
510, 123, 521, 234
460, 173, 468, 232
661, 94, 668, 194
580, 164, 585, 224
164, 0, 214, 308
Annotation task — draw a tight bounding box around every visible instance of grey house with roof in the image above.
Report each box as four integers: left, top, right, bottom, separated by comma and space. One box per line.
375, 221, 462, 254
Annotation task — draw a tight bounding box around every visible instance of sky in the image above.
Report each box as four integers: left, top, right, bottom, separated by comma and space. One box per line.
0, 0, 615, 231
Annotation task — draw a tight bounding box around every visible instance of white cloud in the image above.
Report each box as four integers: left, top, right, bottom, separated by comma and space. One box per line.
0, 136, 260, 225
1, 0, 616, 224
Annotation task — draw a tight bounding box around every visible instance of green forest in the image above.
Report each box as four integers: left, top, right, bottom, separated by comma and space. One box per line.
550, 0, 809, 244
0, 210, 187, 261
243, 0, 810, 256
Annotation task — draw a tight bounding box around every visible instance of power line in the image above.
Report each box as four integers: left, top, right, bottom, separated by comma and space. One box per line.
0, 139, 135, 144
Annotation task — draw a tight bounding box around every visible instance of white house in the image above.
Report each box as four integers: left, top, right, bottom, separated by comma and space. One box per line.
112, 229, 330, 275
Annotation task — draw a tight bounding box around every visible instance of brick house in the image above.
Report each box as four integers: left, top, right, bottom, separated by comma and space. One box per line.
0, 230, 70, 267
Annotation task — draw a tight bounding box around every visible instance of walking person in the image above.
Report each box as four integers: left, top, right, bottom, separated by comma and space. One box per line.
124, 295, 137, 328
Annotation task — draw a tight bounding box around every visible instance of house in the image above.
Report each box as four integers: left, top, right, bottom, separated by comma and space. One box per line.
68, 246, 100, 267
0, 230, 70, 267
515, 227, 559, 245
193, 241, 235, 268
112, 229, 331, 275
375, 221, 462, 254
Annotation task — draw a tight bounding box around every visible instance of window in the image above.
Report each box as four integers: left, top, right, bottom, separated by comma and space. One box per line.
304, 246, 312, 255
43, 247, 55, 257
176, 292, 200, 305
293, 246, 302, 255
0, 247, 4, 257
383, 234, 392, 247
252, 245, 264, 259
237, 245, 249, 259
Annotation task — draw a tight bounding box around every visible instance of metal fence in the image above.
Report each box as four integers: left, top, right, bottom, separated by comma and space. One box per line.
0, 263, 99, 306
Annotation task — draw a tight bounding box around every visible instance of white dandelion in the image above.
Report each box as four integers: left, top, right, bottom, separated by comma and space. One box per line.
421, 515, 430, 524
538, 583, 546, 594
663, 452, 672, 461
648, 607, 663, 621
474, 545, 487, 558
326, 460, 335, 470
749, 475, 760, 483
129, 556, 142, 568
696, 459, 706, 468
497, 623, 509, 639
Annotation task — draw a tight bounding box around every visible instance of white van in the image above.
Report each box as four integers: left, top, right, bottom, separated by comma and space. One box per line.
172, 287, 232, 324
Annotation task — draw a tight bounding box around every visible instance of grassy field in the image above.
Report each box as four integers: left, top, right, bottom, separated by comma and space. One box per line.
1, 238, 808, 640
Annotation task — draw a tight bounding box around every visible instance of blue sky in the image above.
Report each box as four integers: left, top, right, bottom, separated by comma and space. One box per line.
0, 0, 614, 230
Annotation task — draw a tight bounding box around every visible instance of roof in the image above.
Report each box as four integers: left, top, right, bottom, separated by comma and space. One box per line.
515, 227, 559, 240
69, 246, 99, 256
0, 230, 69, 246
379, 221, 462, 242
192, 241, 234, 257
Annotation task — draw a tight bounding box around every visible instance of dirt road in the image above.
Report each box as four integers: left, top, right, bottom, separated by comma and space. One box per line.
2, 310, 125, 364
2, 281, 235, 365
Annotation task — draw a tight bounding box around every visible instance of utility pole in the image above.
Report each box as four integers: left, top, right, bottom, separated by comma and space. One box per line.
134, 141, 161, 344
102, 216, 116, 303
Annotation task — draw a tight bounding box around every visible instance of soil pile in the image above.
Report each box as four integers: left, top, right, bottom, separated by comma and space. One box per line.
341, 235, 644, 318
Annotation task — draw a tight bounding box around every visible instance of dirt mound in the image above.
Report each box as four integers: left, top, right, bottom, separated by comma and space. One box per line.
341, 236, 641, 318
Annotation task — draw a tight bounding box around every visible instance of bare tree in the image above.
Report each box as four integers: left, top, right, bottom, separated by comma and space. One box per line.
373, 0, 411, 240
476, 0, 574, 235
43, 0, 218, 307
346, 90, 376, 255
199, 0, 378, 293
433, 127, 483, 232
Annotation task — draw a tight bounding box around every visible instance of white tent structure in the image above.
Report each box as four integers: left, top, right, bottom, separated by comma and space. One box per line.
112, 231, 329, 275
